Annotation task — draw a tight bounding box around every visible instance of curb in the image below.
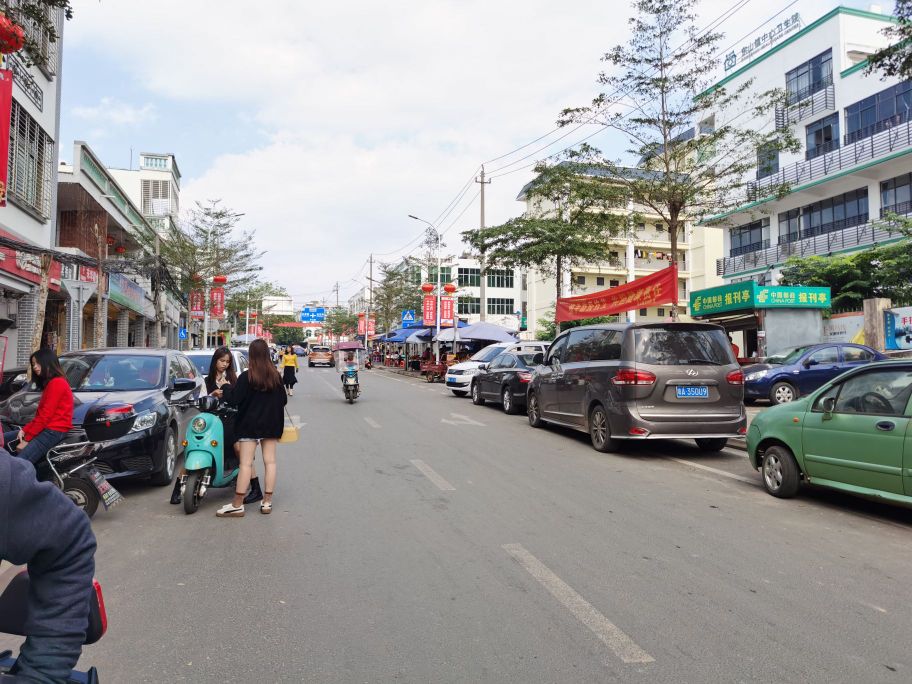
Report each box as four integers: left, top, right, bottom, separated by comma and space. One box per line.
727, 439, 747, 452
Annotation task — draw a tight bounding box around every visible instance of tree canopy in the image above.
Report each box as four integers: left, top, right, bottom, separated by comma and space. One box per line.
372, 261, 423, 333
866, 1, 912, 80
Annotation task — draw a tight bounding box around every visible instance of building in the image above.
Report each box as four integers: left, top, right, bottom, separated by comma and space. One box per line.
0, 7, 65, 364
347, 286, 368, 315
706, 6, 907, 286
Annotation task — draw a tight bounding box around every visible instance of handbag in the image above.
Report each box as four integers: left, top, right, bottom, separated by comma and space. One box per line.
279, 407, 299, 444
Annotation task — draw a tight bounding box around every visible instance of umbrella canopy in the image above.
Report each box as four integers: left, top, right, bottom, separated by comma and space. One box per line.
233, 333, 258, 344
387, 327, 431, 342
405, 331, 432, 344
448, 321, 518, 342
333, 341, 364, 351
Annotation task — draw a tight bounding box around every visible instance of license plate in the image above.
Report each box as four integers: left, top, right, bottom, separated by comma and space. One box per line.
676, 385, 709, 398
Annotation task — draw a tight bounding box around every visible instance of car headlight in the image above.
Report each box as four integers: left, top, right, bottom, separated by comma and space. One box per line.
130, 412, 158, 433
191, 416, 207, 433
12, 373, 27, 384
745, 370, 768, 382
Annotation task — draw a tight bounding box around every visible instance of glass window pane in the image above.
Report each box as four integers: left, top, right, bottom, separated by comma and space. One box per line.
834, 369, 912, 416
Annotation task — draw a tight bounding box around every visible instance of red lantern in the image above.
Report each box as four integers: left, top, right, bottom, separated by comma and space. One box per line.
420, 282, 434, 294
0, 15, 25, 55
115, 245, 126, 254
212, 274, 228, 284
443, 282, 457, 295
106, 236, 116, 246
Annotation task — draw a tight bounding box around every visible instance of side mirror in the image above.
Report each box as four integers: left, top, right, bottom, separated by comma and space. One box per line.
532, 353, 544, 365
477, 363, 488, 370
822, 396, 836, 419
169, 378, 197, 395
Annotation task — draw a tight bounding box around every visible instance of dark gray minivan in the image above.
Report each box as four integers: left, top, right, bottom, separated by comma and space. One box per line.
527, 322, 746, 452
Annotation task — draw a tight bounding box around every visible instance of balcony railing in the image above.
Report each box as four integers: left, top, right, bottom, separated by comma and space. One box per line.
775, 82, 835, 129
785, 74, 834, 107
747, 116, 912, 199
717, 219, 903, 277
845, 110, 912, 146
806, 139, 838, 161
604, 257, 688, 271
880, 201, 912, 218
730, 239, 770, 257
800, 213, 868, 239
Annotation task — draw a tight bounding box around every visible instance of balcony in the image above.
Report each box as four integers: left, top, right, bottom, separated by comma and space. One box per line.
603, 257, 688, 272
775, 79, 835, 128
730, 240, 769, 257
880, 201, 912, 218
747, 116, 912, 199
845, 110, 912, 146
806, 139, 838, 161
717, 219, 903, 277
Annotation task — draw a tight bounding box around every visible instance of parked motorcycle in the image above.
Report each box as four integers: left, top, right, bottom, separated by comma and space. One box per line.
0, 570, 107, 683
175, 395, 238, 514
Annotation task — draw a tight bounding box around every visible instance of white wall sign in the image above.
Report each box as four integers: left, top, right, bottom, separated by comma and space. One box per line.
724, 13, 802, 72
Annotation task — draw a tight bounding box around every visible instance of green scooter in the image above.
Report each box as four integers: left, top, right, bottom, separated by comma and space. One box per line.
176, 395, 238, 514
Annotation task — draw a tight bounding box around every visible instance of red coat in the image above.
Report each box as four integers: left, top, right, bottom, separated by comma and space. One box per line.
24, 376, 73, 441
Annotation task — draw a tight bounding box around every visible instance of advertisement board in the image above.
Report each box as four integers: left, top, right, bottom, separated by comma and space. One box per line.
823, 312, 865, 344
691, 282, 830, 317
440, 296, 455, 327
209, 287, 225, 318
558, 265, 678, 322
108, 273, 146, 313
422, 295, 436, 326
189, 290, 205, 319
885, 306, 912, 350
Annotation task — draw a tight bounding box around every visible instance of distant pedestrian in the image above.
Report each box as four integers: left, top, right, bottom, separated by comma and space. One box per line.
281, 345, 299, 396
217, 339, 287, 518
729, 334, 741, 358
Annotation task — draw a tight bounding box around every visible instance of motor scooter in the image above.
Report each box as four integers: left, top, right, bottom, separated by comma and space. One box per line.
175, 395, 238, 514
342, 368, 360, 404
0, 570, 108, 683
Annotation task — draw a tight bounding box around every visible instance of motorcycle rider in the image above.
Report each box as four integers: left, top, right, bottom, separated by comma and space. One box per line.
0, 450, 97, 682
340, 351, 359, 384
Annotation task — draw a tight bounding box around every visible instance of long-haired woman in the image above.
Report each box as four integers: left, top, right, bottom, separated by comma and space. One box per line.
280, 345, 299, 396
217, 339, 286, 517
2, 349, 73, 465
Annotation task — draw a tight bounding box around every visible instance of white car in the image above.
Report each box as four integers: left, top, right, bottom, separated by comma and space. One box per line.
185, 348, 249, 379
446, 341, 549, 396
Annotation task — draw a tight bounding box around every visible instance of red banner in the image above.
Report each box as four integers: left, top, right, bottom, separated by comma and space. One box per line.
209, 287, 225, 317
189, 290, 204, 319
357, 317, 377, 336
422, 295, 436, 326
556, 265, 678, 322
0, 69, 11, 207
440, 296, 455, 327
0, 229, 61, 291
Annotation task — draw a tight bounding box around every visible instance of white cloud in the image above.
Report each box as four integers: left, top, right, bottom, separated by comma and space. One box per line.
71, 97, 156, 126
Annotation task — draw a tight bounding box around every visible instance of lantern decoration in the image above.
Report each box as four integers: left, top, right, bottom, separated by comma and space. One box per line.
115, 245, 126, 254
0, 15, 25, 55
106, 235, 116, 246
212, 274, 228, 284
443, 282, 457, 295
420, 282, 435, 294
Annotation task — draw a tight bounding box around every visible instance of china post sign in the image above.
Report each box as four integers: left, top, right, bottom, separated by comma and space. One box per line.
690, 282, 830, 316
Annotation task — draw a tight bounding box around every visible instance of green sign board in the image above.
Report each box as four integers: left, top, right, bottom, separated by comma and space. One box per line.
690, 282, 831, 317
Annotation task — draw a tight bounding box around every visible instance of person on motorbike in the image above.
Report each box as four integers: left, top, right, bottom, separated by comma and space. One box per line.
0, 449, 97, 682
340, 351, 359, 384
2, 350, 73, 465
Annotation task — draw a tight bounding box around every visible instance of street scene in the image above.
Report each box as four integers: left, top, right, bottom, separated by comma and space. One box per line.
2, 0, 912, 682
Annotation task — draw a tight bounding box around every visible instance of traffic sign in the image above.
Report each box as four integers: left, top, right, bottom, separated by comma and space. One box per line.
178, 327, 188, 340
300, 306, 326, 323
401, 309, 420, 328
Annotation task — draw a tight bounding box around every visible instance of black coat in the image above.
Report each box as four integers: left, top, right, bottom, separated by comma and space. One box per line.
228, 371, 287, 439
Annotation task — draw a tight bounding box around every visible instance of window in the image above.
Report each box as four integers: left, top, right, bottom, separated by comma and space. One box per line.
521, 273, 528, 291
778, 208, 800, 243
16, 4, 61, 74
596, 277, 605, 286
845, 80, 912, 144
807, 347, 838, 365
565, 329, 622, 362
487, 269, 514, 288
610, 279, 620, 287
8, 101, 53, 219
575, 275, 586, 285
178, 356, 196, 379
639, 308, 648, 316
141, 179, 172, 216
757, 143, 779, 180
842, 346, 874, 363
654, 223, 665, 232
634, 328, 733, 365
805, 114, 839, 160
831, 369, 912, 416
428, 266, 452, 285
801, 188, 868, 238
729, 218, 769, 257
881, 173, 912, 215
408, 265, 422, 286
657, 308, 665, 317
487, 298, 515, 315
546, 335, 569, 365
458, 267, 481, 287
457, 296, 480, 315
169, 356, 184, 383
785, 50, 832, 105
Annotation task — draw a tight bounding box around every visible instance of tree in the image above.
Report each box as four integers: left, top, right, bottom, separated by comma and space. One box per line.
557, 0, 797, 317
0, 1, 72, 66
463, 147, 629, 306
372, 261, 423, 332
323, 308, 359, 340
866, 1, 912, 80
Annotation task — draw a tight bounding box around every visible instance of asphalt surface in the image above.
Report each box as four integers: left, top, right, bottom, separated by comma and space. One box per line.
54, 365, 912, 682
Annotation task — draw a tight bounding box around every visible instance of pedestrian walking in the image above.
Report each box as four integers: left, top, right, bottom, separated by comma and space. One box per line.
281, 345, 299, 396
217, 339, 287, 517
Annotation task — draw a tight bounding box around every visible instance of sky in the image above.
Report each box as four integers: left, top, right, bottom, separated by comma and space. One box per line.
58, 0, 866, 308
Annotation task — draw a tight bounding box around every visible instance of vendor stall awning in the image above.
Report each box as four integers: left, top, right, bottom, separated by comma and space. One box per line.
437, 321, 516, 343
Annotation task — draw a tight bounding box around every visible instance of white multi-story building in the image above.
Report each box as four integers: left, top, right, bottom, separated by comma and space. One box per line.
707, 6, 907, 285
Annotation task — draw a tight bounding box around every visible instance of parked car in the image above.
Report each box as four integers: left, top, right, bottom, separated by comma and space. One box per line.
0, 366, 28, 400
470, 351, 539, 414
445, 341, 549, 397
184, 348, 249, 379
744, 342, 887, 405
527, 322, 746, 453
747, 360, 912, 507
309, 345, 334, 367
0, 348, 203, 485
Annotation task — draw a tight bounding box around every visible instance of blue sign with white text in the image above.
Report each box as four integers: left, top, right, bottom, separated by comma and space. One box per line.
401, 310, 420, 328
300, 307, 327, 323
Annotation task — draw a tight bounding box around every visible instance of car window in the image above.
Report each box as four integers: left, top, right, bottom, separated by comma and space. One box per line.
634, 327, 732, 365
830, 369, 912, 416
546, 336, 569, 365
178, 356, 197, 379
499, 355, 517, 369
61, 355, 165, 391
842, 346, 873, 363
473, 345, 507, 363
186, 354, 211, 377
566, 329, 621, 362
238, 354, 248, 372
169, 356, 183, 383
516, 353, 538, 367
807, 347, 838, 365
766, 346, 813, 365
812, 382, 841, 411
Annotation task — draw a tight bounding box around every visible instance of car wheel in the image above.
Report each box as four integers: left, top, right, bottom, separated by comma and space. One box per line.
309, 362, 314, 367
502, 387, 520, 415
183, 470, 205, 515
528, 392, 544, 428
451, 390, 467, 397
695, 437, 728, 452
471, 381, 485, 406
150, 426, 178, 486
770, 381, 798, 405
761, 445, 801, 498
589, 404, 618, 453
61, 477, 99, 518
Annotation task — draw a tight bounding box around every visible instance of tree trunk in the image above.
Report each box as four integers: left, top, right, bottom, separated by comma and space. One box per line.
669, 210, 680, 321
30, 253, 53, 352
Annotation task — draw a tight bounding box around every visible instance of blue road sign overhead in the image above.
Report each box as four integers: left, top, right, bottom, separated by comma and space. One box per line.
178, 328, 188, 340
401, 310, 420, 327
300, 306, 327, 323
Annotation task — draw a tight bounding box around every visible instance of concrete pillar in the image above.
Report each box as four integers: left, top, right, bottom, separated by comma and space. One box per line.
864, 297, 892, 352
16, 292, 39, 366
116, 309, 130, 348
133, 316, 147, 347
92, 296, 108, 349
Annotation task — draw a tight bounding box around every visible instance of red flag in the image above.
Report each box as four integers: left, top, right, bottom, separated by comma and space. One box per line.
556, 265, 678, 323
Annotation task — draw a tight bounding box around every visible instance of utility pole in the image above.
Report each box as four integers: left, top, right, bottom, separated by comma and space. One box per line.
334, 281, 340, 308
476, 165, 491, 321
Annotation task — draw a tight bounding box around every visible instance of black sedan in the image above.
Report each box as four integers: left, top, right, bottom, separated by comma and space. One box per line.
470, 351, 538, 414
0, 348, 203, 485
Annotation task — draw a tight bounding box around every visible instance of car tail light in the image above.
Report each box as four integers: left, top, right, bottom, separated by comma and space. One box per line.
738, 426, 747, 435
726, 370, 744, 385
629, 427, 649, 436
517, 371, 532, 383
612, 368, 656, 385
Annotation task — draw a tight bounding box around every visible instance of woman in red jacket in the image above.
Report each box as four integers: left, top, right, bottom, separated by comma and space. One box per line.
2, 349, 73, 465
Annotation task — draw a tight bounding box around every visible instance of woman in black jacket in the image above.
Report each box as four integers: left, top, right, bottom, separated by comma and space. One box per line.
217, 339, 287, 517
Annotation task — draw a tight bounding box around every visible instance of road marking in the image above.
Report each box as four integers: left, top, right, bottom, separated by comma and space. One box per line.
665, 457, 757, 485
410, 459, 456, 491
364, 417, 381, 429
441, 412, 485, 427
503, 543, 654, 664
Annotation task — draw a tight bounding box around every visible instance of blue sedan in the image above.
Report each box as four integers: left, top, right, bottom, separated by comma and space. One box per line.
743, 342, 888, 405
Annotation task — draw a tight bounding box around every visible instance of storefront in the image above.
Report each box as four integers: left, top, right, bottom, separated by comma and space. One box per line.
690, 282, 831, 359
107, 272, 148, 347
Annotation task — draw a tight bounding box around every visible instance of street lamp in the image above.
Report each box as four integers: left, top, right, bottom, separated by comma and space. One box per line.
409, 214, 459, 364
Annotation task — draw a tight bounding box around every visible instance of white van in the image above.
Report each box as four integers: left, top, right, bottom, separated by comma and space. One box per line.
445, 341, 549, 396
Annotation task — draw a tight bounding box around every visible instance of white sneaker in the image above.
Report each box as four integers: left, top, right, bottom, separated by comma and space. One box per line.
216, 502, 245, 518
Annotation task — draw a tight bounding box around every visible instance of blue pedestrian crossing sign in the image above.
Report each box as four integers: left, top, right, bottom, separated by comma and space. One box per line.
401, 310, 419, 327
178, 327, 188, 340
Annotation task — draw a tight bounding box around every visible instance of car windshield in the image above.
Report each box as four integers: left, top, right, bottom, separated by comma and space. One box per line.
472, 346, 506, 363
634, 328, 733, 366
766, 346, 814, 365
515, 353, 538, 367
62, 354, 165, 391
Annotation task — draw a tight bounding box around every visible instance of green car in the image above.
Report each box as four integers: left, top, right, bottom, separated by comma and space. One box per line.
747, 360, 912, 507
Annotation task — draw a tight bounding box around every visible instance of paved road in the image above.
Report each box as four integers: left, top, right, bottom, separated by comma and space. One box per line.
66, 365, 912, 682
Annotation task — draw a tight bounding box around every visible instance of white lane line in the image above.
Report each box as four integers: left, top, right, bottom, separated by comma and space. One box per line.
364, 417, 381, 429
665, 457, 757, 485
409, 459, 456, 491
441, 412, 485, 427
502, 543, 654, 665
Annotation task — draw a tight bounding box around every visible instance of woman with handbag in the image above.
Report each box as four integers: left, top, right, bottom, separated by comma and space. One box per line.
217, 339, 287, 518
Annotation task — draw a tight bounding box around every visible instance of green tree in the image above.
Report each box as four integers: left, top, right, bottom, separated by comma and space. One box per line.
778, 254, 874, 310
463, 147, 628, 306
324, 308, 359, 340
373, 262, 424, 332
866, 1, 912, 80
558, 0, 798, 316
535, 309, 620, 341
